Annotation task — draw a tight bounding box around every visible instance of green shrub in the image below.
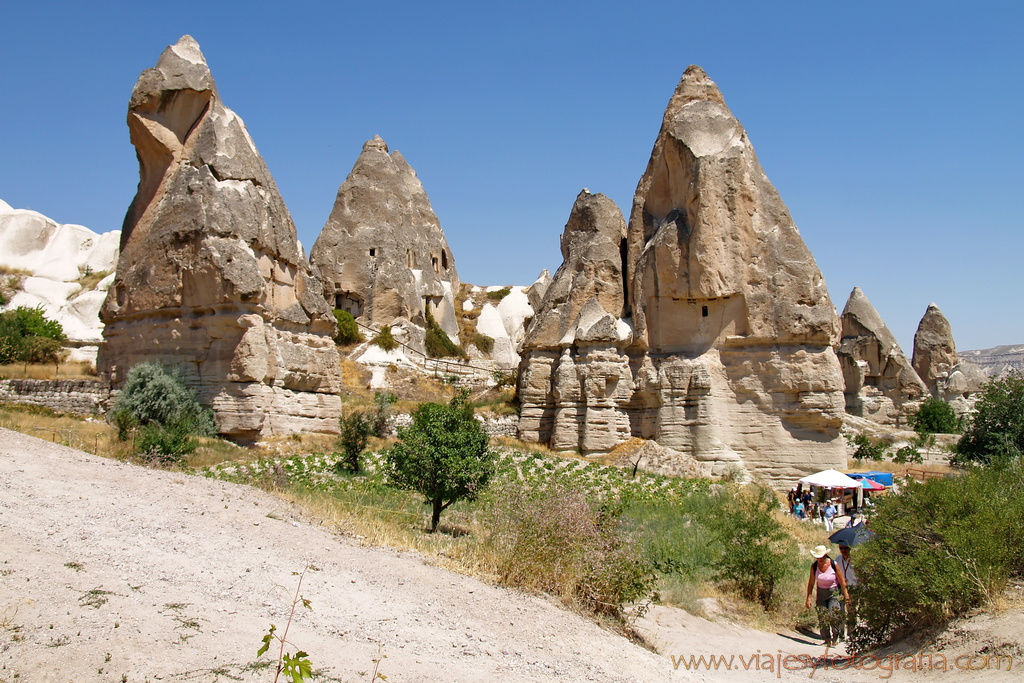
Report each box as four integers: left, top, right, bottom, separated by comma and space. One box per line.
909, 397, 959, 435
381, 391, 493, 531
492, 369, 517, 389
371, 391, 396, 437
705, 486, 797, 610
109, 362, 216, 462
955, 371, 1024, 465
485, 287, 511, 302
0, 305, 66, 364
371, 325, 398, 352
472, 332, 494, 354
332, 309, 363, 345
424, 309, 466, 360
851, 433, 888, 461
848, 460, 1024, 650
623, 485, 797, 612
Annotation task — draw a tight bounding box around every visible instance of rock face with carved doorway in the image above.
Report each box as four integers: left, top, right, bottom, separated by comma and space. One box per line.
309, 136, 461, 351
517, 66, 846, 485
98, 36, 342, 443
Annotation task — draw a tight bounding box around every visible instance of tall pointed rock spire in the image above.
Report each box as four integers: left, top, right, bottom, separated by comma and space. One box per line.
518, 66, 846, 485
310, 136, 461, 348
99, 36, 342, 442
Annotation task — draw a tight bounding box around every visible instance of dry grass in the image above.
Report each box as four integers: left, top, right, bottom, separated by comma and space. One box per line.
76, 269, 111, 291
0, 361, 97, 379
0, 266, 30, 303
0, 402, 130, 459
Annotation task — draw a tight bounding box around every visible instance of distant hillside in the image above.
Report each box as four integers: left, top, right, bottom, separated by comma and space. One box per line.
960, 344, 1024, 377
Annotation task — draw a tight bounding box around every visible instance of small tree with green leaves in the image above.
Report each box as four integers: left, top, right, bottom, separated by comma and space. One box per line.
851, 433, 888, 461
0, 305, 66, 364
381, 391, 494, 532
955, 371, 1024, 466
909, 397, 959, 435
337, 410, 373, 473
706, 485, 797, 610
371, 391, 397, 437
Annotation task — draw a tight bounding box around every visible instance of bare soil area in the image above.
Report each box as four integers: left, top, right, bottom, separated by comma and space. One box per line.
1, 427, 1020, 682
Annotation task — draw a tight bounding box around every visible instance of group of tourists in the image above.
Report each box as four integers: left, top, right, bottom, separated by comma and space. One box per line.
788, 486, 862, 532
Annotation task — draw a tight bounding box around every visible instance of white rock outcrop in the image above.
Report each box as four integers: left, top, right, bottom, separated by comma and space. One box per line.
0, 201, 120, 358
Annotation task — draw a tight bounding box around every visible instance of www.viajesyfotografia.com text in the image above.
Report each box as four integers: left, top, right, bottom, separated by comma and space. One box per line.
671, 647, 1013, 678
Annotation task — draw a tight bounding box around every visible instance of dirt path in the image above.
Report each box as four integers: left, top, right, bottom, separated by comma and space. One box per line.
1, 428, 1017, 682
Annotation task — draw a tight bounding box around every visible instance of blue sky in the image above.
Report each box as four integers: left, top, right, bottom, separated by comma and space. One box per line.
2, 1, 1021, 352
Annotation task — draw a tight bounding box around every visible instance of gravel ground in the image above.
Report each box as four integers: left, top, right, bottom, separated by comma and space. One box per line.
0, 428, 689, 683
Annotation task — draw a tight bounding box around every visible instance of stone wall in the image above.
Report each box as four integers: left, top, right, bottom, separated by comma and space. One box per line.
391, 413, 519, 439
0, 379, 111, 415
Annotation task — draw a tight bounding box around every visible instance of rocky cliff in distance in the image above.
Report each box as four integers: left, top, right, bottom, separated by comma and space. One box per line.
959, 344, 1024, 378
98, 36, 342, 442
518, 66, 847, 486
837, 287, 928, 424
309, 136, 461, 351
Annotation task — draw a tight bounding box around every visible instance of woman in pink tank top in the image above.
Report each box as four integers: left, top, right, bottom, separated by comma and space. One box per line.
804, 545, 849, 647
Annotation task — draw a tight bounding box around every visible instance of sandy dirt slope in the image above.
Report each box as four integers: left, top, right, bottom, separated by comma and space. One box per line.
0, 428, 693, 683
1, 427, 1020, 682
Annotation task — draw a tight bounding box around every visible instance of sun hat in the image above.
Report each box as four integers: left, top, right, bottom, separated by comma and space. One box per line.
810, 545, 829, 558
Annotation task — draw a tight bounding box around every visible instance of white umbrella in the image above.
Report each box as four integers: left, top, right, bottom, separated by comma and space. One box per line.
798, 469, 863, 489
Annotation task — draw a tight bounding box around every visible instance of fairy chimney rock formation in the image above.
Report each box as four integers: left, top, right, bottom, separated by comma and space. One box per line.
912, 303, 958, 395
518, 66, 847, 485
912, 303, 986, 410
98, 36, 342, 442
837, 287, 928, 423
309, 137, 461, 348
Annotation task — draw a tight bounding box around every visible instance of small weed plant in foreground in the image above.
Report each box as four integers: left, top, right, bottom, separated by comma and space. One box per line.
258, 568, 314, 683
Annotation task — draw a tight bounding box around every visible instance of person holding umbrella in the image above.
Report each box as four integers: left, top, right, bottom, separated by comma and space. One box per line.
805, 545, 849, 647
837, 543, 858, 640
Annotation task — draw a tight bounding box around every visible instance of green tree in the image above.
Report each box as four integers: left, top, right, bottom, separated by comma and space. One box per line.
955, 371, 1024, 465
381, 391, 494, 532
370, 391, 396, 437
109, 362, 216, 462
337, 410, 373, 473
0, 305, 66, 364
909, 397, 959, 435
332, 309, 363, 345
851, 434, 888, 461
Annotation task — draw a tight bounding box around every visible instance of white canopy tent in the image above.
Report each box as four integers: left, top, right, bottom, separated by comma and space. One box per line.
799, 469, 864, 488
798, 469, 865, 510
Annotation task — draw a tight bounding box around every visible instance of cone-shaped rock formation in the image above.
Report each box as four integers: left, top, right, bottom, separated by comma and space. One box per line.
99, 36, 342, 442
912, 303, 958, 396
309, 136, 461, 348
912, 303, 986, 408
838, 287, 927, 423
518, 66, 847, 484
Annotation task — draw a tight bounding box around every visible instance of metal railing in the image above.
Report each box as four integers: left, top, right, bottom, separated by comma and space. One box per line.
350, 319, 497, 381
